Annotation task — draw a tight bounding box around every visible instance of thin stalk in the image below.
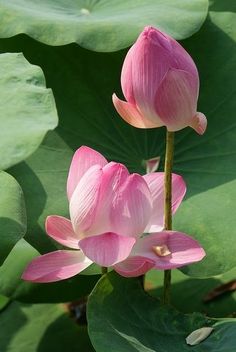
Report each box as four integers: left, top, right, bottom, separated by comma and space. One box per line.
163, 130, 175, 304
101, 267, 108, 275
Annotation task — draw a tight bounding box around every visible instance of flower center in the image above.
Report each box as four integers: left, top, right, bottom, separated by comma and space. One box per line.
152, 245, 171, 257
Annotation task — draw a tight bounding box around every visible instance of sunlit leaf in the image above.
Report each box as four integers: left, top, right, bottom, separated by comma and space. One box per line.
0, 0, 208, 51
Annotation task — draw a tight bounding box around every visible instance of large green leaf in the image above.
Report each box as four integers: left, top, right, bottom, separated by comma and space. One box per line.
0, 301, 95, 352
145, 268, 236, 318
0, 0, 208, 52
0, 171, 26, 264
0, 238, 99, 303
0, 0, 235, 277
0, 52, 58, 170
173, 0, 236, 277
88, 272, 236, 352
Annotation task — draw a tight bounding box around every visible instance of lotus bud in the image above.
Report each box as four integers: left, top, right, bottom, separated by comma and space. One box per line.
113, 26, 207, 134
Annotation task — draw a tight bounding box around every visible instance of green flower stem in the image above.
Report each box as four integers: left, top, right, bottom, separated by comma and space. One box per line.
163, 130, 175, 304
101, 267, 108, 275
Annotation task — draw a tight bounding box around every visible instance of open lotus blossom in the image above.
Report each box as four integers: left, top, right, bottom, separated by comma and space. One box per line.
22, 146, 205, 282
112, 26, 207, 135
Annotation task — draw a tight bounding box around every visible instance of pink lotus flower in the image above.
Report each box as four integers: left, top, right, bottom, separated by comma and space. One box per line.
112, 26, 207, 135
22, 147, 205, 282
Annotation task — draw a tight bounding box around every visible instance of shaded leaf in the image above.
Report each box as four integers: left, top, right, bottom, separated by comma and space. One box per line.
0, 301, 95, 352
0, 295, 9, 311
87, 272, 236, 352
204, 280, 236, 303
145, 268, 236, 318
0, 171, 26, 264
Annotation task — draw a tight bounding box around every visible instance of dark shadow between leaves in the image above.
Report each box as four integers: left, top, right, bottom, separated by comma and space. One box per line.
209, 0, 236, 13
37, 315, 95, 352
147, 276, 236, 318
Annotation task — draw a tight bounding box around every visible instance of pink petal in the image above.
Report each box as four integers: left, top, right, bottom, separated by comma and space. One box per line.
112, 94, 161, 129
168, 33, 199, 88
46, 216, 79, 249
155, 68, 199, 132
146, 156, 160, 173
69, 165, 102, 236
143, 172, 186, 232
120, 45, 136, 105
22, 250, 92, 283
85, 162, 130, 236
189, 112, 207, 135
110, 173, 152, 237
79, 232, 136, 267
67, 146, 107, 200
113, 256, 155, 277
132, 231, 205, 270
129, 27, 172, 122
86, 162, 152, 238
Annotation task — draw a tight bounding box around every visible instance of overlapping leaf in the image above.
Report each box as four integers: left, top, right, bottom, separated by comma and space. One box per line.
87, 272, 236, 352
0, 53, 58, 170
0, 171, 26, 264
0, 0, 208, 51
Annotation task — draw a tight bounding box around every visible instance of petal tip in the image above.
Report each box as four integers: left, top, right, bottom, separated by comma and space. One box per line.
191, 112, 207, 135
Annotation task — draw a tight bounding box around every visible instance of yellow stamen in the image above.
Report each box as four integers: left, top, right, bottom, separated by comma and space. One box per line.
152, 245, 171, 257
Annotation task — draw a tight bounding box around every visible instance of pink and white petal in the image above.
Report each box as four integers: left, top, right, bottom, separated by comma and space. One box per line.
143, 173, 186, 232
189, 112, 207, 135
169, 35, 199, 88
121, 45, 136, 105
131, 28, 172, 122
79, 233, 136, 267
155, 68, 198, 131
46, 215, 79, 249
121, 27, 171, 112
146, 156, 160, 173
86, 162, 130, 236
84, 162, 152, 239
132, 231, 205, 270
69, 165, 102, 236
22, 250, 92, 283
113, 256, 155, 277
110, 173, 152, 237
112, 94, 162, 129
67, 146, 107, 200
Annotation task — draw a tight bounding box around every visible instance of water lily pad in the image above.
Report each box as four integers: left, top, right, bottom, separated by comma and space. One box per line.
87, 272, 236, 352
0, 52, 58, 170
0, 0, 208, 52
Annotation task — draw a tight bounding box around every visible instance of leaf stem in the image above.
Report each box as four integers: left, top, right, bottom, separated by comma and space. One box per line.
163, 130, 175, 304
